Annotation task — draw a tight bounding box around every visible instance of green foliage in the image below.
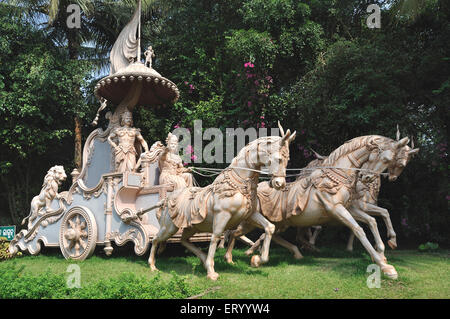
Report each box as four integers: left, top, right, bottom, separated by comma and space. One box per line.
418, 242, 439, 252
0, 0, 448, 246
0, 238, 21, 261
72, 271, 197, 299
0, 4, 91, 223
2, 248, 450, 298
0, 262, 198, 299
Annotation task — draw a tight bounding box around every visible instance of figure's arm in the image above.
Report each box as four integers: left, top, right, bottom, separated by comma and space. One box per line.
136, 131, 149, 152
107, 130, 118, 149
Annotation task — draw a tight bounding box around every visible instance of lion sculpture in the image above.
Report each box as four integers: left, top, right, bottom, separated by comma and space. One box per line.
21, 165, 67, 229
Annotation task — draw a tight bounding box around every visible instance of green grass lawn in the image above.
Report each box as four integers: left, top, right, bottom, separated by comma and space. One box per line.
1, 244, 449, 299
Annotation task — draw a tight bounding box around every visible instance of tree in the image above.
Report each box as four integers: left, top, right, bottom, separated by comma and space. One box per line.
0, 4, 91, 222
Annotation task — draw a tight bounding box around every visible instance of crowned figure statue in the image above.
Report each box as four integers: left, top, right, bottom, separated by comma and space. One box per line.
158, 133, 193, 189
107, 110, 149, 173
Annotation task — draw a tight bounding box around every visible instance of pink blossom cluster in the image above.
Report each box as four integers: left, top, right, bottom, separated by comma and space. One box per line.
257, 115, 266, 128
184, 81, 195, 93
244, 62, 255, 68
297, 145, 311, 158
401, 218, 408, 227
437, 142, 447, 158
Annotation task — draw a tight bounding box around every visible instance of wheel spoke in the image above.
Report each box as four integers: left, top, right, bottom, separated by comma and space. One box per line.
80, 239, 87, 250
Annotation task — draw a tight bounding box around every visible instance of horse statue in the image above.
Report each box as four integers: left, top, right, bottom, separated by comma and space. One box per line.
294, 129, 419, 255
344, 137, 419, 252
21, 165, 67, 229
224, 135, 412, 279
147, 125, 296, 280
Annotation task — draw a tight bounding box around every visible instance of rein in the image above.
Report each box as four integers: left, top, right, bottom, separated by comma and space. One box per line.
191, 166, 390, 177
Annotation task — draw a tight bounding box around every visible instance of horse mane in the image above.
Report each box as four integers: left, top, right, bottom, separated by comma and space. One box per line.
235, 136, 282, 160
323, 135, 391, 165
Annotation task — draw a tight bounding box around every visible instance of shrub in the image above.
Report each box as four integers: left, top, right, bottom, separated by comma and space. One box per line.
0, 238, 21, 261
418, 242, 439, 252
0, 263, 199, 299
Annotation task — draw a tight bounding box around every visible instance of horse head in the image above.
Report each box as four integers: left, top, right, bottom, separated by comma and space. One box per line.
388, 137, 419, 181
252, 122, 296, 190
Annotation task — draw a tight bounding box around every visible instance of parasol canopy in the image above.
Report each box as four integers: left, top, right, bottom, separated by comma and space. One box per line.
94, 0, 179, 108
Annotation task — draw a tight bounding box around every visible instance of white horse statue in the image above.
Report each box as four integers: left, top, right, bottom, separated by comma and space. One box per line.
224, 135, 412, 279
344, 138, 419, 252
148, 126, 296, 280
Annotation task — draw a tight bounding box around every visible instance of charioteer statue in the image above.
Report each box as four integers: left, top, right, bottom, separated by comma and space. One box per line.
158, 132, 193, 189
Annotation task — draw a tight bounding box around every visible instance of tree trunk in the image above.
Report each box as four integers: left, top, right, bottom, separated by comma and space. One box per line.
74, 115, 82, 169
68, 30, 82, 169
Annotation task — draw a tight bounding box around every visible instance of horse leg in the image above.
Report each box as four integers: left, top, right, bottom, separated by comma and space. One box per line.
180, 227, 207, 265
296, 227, 319, 252
346, 232, 355, 251
224, 222, 254, 264
309, 226, 322, 246
328, 203, 397, 279
238, 235, 255, 247
365, 203, 397, 249
247, 212, 276, 267
218, 230, 228, 249
245, 233, 265, 256
349, 206, 387, 263
148, 210, 178, 271
273, 234, 304, 260
205, 211, 232, 281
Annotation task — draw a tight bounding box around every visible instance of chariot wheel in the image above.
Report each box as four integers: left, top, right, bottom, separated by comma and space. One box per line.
59, 206, 97, 261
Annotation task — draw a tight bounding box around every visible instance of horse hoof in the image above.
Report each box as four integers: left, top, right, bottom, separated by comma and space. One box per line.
382, 265, 398, 280
149, 265, 159, 272
294, 253, 304, 260
207, 272, 219, 281
251, 255, 261, 268
244, 249, 254, 256
388, 239, 397, 250
224, 255, 234, 265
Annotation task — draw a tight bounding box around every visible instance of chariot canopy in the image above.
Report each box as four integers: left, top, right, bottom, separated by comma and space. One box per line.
94, 0, 179, 109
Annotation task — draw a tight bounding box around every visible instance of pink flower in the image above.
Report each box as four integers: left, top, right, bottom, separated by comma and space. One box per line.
260, 115, 265, 119
249, 63, 254, 68
260, 122, 266, 128
184, 81, 188, 85
237, 73, 241, 77
186, 145, 194, 154
254, 80, 259, 86
191, 154, 198, 161
174, 122, 181, 129
247, 101, 252, 107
